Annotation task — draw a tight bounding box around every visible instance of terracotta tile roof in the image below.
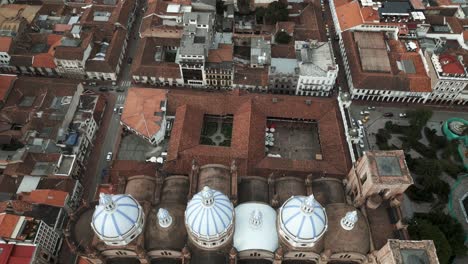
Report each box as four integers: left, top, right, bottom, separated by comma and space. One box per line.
207, 44, 233, 63
335, 0, 364, 31
271, 44, 296, 59
85, 29, 127, 73
438, 54, 465, 74
20, 189, 68, 207
121, 88, 167, 138
131, 37, 181, 79
234, 65, 269, 87
109, 160, 157, 184
32, 53, 56, 68
164, 90, 351, 177
0, 213, 20, 238
0, 200, 33, 214
54, 32, 93, 60
342, 31, 431, 93
276, 22, 295, 36
0, 37, 12, 53
0, 243, 36, 264
0, 75, 16, 103
53, 24, 72, 33
295, 3, 325, 41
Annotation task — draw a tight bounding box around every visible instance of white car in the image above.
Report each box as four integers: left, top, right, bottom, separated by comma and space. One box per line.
360, 110, 370, 115
399, 113, 407, 118
357, 120, 363, 126
106, 152, 113, 161
367, 106, 376, 110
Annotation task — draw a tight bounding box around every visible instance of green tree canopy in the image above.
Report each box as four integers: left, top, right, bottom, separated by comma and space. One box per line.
262, 2, 288, 25
275, 31, 292, 44
408, 218, 452, 264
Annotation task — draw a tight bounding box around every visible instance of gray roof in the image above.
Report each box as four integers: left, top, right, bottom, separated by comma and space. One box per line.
270, 58, 298, 75
297, 41, 335, 77
251, 38, 271, 66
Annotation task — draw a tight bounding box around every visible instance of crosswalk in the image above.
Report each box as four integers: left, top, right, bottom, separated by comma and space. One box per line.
117, 94, 126, 104
120, 80, 132, 87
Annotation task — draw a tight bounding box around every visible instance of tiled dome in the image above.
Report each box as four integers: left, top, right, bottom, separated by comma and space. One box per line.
91, 193, 144, 246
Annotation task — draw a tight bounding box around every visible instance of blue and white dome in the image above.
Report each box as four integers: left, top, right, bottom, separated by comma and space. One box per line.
91, 193, 145, 246
185, 186, 234, 249
278, 195, 327, 247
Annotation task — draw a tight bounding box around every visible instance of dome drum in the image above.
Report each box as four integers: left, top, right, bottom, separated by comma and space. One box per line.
185, 186, 235, 250
278, 195, 328, 248
91, 193, 145, 246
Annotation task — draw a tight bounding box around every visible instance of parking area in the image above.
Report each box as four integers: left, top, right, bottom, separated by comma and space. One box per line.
117, 133, 167, 161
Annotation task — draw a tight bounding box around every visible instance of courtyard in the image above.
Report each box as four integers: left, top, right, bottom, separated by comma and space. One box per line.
266, 118, 322, 160
199, 115, 233, 147
117, 133, 167, 161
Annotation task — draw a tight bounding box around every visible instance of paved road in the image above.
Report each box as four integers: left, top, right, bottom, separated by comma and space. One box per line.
83, 2, 146, 201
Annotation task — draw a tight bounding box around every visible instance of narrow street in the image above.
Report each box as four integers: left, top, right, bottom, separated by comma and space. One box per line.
83, 1, 147, 201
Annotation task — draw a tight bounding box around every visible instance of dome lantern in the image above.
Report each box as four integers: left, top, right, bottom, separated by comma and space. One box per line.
340, 210, 358, 231
249, 209, 263, 229
157, 208, 173, 228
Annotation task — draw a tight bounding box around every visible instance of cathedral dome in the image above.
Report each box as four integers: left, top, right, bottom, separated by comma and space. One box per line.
91, 193, 145, 246
278, 195, 327, 247
234, 202, 278, 253
185, 186, 234, 249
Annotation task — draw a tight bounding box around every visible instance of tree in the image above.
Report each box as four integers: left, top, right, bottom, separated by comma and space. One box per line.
408, 219, 452, 264
275, 31, 291, 44
424, 212, 468, 256
414, 159, 441, 178
407, 109, 433, 130
255, 7, 266, 24
263, 2, 288, 25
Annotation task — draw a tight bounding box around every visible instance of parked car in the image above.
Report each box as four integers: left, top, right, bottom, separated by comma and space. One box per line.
399, 113, 407, 118
106, 152, 112, 161
118, 106, 124, 115
114, 107, 118, 113
360, 110, 370, 115
359, 142, 365, 148
357, 120, 363, 126
127, 57, 133, 64
367, 106, 376, 110
99, 86, 108, 92
361, 118, 369, 124
383, 112, 394, 117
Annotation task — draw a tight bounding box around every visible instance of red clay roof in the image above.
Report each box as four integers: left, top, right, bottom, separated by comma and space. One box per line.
342, 31, 432, 93
21, 189, 68, 207
438, 54, 465, 75
0, 200, 33, 214
0, 75, 16, 103
164, 90, 351, 177
207, 44, 233, 63
121, 88, 167, 138
0, 213, 20, 238
335, 0, 364, 31
0, 243, 36, 264
0, 37, 12, 53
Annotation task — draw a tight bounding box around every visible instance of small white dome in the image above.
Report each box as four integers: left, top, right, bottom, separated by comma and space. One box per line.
278, 195, 327, 247
185, 186, 234, 247
91, 193, 144, 246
